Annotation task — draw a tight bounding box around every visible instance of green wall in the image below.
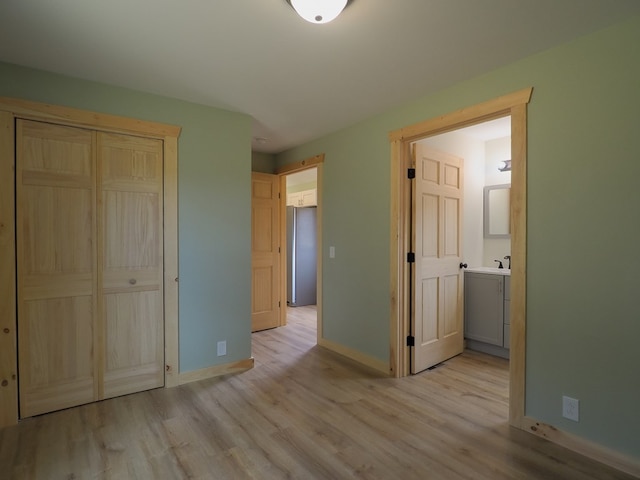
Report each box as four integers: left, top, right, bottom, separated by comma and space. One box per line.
0, 62, 252, 373
277, 15, 640, 459
251, 151, 276, 173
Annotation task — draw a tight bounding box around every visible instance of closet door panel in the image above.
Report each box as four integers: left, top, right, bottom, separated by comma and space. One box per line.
20, 297, 95, 416
102, 190, 161, 286
103, 290, 163, 396
22, 186, 93, 281
99, 132, 164, 399
16, 120, 98, 418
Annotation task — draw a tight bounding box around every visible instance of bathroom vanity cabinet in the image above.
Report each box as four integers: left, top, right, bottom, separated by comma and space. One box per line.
464, 269, 510, 359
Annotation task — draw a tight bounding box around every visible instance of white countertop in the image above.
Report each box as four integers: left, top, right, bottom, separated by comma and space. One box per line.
465, 267, 511, 275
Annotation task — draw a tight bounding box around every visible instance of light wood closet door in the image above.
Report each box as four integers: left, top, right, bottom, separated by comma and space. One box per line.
17, 121, 165, 418
251, 172, 280, 332
17, 120, 98, 417
99, 133, 164, 398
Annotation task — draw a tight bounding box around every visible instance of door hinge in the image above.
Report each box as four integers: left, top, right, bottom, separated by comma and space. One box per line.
407, 335, 415, 347
407, 252, 415, 263
407, 168, 416, 179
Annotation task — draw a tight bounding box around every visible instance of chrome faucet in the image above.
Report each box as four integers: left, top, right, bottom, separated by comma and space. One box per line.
504, 255, 511, 269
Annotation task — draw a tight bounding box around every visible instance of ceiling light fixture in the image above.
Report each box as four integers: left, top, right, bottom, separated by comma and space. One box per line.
286, 0, 350, 24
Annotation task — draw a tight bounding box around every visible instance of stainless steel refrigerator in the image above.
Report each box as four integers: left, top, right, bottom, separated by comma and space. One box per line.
287, 206, 317, 306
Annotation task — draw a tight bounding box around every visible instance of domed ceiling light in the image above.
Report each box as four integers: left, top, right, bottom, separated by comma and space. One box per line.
287, 0, 349, 24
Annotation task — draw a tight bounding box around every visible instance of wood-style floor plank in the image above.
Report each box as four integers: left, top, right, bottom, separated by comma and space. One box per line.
0, 305, 635, 479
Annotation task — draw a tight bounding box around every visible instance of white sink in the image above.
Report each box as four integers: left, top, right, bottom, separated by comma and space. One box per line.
466, 267, 510, 275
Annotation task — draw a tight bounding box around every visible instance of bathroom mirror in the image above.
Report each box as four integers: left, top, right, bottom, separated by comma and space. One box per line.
484, 184, 510, 238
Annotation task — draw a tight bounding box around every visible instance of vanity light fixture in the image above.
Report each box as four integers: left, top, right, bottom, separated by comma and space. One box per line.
498, 160, 512, 172
286, 0, 350, 24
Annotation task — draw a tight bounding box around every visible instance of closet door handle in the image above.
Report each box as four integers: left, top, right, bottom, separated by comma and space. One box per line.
129, 278, 137, 285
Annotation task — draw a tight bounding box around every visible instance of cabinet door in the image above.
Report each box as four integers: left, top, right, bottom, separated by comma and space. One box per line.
464, 273, 504, 346
287, 189, 317, 206
287, 192, 301, 206
504, 276, 511, 326
504, 324, 511, 349
301, 189, 317, 206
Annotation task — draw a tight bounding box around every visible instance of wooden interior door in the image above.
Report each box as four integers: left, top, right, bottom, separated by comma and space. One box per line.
99, 132, 164, 398
16, 120, 99, 417
251, 172, 281, 332
411, 143, 464, 374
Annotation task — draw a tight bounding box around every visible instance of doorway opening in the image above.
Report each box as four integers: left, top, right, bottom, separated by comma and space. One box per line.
275, 154, 325, 345
389, 88, 532, 428
283, 167, 319, 336
411, 116, 512, 373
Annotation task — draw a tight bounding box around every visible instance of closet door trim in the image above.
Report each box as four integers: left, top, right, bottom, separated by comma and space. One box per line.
0, 98, 181, 427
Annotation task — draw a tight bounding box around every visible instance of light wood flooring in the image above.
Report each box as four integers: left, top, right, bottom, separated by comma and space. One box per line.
0, 305, 635, 479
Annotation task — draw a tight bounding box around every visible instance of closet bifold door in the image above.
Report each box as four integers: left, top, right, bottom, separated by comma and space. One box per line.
16, 120, 99, 418
98, 132, 165, 399
16, 120, 165, 419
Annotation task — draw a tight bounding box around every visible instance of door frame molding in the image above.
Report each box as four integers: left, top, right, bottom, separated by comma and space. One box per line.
388, 88, 532, 429
275, 154, 324, 341
0, 97, 181, 428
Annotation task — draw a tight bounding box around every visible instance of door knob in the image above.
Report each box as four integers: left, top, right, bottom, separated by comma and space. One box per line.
459, 263, 468, 269
129, 278, 137, 285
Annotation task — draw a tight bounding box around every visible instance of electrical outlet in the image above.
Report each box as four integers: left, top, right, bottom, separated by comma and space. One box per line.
562, 396, 579, 422
217, 340, 227, 357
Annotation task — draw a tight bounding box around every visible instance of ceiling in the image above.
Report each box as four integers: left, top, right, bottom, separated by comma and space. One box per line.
1, 1, 638, 154
453, 116, 511, 142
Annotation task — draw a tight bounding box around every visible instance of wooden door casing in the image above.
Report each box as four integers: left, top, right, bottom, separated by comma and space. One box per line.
412, 144, 464, 373
251, 173, 281, 332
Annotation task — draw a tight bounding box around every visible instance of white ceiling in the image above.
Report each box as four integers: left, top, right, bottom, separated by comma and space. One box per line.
456, 116, 511, 142
1, 1, 638, 154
